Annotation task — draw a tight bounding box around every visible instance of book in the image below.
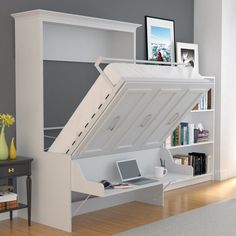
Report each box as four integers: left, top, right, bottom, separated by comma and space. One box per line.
171, 125, 181, 146
188, 123, 195, 144
173, 155, 190, 165
180, 122, 188, 145
174, 158, 182, 165
174, 153, 207, 176
192, 89, 212, 111
194, 129, 209, 143
207, 89, 212, 109
172, 128, 177, 146
192, 103, 199, 110
188, 152, 207, 176
168, 124, 209, 147
197, 130, 209, 142
200, 96, 205, 110
111, 183, 132, 189
0, 200, 18, 207
0, 200, 18, 211
183, 126, 188, 145
0, 205, 19, 211
194, 129, 199, 143
176, 125, 181, 146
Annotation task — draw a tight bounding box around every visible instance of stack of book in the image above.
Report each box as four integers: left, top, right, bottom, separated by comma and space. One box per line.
194, 129, 209, 143
166, 123, 209, 147
173, 152, 207, 176
0, 200, 18, 211
173, 154, 190, 165
0, 189, 18, 211
192, 89, 212, 110
168, 122, 194, 146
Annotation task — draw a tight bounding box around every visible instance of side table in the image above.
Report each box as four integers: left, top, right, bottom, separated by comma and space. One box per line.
0, 156, 33, 226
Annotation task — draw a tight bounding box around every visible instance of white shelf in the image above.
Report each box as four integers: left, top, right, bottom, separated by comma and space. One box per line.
191, 109, 214, 113
192, 172, 213, 179
164, 173, 213, 191
159, 173, 192, 185
167, 141, 214, 150
159, 172, 213, 191
166, 172, 212, 183
160, 172, 212, 186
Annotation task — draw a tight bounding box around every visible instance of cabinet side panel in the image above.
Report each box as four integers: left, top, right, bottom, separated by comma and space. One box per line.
14, 16, 72, 232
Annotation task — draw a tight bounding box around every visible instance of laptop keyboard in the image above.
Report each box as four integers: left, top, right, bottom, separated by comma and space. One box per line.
126, 177, 158, 185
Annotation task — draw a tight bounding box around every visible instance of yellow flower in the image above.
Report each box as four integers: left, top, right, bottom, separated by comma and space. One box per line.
0, 113, 15, 127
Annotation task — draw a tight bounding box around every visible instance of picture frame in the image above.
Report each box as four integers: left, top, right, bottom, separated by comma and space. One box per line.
145, 16, 175, 63
176, 42, 199, 72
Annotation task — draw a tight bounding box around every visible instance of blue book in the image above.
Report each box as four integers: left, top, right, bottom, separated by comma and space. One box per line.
180, 122, 188, 145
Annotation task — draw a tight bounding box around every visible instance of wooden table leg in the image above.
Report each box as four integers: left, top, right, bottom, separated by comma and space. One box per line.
10, 211, 13, 221
8, 178, 15, 222
26, 176, 32, 226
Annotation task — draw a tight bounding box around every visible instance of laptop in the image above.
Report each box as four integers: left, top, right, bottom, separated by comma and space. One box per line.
116, 159, 158, 185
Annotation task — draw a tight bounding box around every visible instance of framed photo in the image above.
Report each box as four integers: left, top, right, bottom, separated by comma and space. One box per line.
176, 42, 199, 72
145, 16, 175, 63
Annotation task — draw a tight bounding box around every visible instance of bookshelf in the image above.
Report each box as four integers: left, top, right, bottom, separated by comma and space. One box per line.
166, 79, 215, 183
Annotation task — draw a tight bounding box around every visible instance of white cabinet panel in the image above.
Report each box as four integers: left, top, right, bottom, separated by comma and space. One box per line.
78, 85, 152, 157
116, 88, 182, 150
143, 89, 205, 148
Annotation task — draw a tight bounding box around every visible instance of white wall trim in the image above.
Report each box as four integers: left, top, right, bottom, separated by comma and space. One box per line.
0, 212, 18, 222
214, 169, 229, 180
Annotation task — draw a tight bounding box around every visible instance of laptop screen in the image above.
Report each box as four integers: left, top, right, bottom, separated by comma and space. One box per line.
117, 159, 141, 181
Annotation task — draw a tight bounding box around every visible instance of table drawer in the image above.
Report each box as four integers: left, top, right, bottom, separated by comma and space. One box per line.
0, 163, 30, 178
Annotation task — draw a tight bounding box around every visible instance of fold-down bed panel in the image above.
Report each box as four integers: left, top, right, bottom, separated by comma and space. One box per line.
49, 63, 213, 159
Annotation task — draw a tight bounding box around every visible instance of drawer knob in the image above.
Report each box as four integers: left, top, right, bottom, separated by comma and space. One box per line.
8, 168, 15, 173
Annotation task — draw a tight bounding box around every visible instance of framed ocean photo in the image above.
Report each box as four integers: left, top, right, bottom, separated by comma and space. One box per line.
145, 16, 175, 63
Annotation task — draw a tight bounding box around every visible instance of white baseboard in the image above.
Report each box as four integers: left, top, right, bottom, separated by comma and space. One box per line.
0, 212, 13, 221
214, 169, 231, 180
0, 210, 20, 222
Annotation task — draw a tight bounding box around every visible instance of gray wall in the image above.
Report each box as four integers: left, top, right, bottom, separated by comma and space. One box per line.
0, 0, 194, 143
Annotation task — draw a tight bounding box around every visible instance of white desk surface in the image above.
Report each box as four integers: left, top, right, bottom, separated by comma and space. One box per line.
102, 172, 193, 198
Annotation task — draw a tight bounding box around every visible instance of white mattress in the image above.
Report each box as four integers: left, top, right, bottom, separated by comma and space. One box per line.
49, 63, 213, 159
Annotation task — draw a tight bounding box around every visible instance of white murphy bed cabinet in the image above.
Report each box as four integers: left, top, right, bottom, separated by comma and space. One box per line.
12, 10, 215, 232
